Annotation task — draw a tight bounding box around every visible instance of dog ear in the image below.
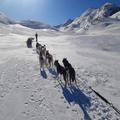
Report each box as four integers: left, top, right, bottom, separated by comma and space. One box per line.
54, 60, 58, 62
63, 58, 67, 62
63, 58, 65, 61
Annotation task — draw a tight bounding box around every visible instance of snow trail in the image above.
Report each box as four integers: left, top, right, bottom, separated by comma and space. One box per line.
0, 33, 120, 120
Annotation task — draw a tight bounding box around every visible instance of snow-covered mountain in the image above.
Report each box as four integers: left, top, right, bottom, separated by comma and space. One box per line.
54, 19, 73, 28
19, 20, 57, 30
0, 3, 120, 32
110, 11, 120, 20
1, 2, 120, 120
0, 12, 15, 25
60, 3, 120, 32
0, 13, 57, 31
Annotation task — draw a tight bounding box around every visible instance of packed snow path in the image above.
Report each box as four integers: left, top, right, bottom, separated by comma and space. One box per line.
0, 33, 120, 120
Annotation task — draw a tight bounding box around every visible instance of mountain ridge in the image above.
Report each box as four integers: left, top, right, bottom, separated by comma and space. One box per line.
59, 3, 120, 32
0, 12, 15, 25
0, 13, 57, 30
0, 2, 120, 32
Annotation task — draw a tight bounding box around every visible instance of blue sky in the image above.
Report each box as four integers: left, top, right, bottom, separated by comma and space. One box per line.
0, 0, 120, 25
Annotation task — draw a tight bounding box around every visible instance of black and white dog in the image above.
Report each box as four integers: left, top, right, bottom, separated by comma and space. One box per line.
36, 42, 42, 54
36, 43, 46, 69
46, 50, 53, 68
41, 45, 46, 57
54, 60, 67, 87
62, 58, 76, 85
39, 51, 45, 69
36, 42, 41, 48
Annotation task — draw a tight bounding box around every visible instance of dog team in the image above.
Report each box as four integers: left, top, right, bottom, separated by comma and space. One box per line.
54, 59, 77, 87
36, 42, 54, 69
27, 33, 77, 87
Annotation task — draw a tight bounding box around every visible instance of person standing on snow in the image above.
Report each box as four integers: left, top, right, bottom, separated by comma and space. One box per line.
35, 33, 38, 42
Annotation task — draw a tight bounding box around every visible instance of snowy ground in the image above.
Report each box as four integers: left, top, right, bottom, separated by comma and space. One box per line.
0, 25, 120, 120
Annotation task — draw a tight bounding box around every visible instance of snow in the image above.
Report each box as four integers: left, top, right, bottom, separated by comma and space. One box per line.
0, 23, 120, 120
0, 12, 57, 30
19, 20, 57, 30
111, 11, 120, 20
0, 12, 15, 25
55, 19, 74, 28
86, 18, 120, 35
0, 2, 120, 120
59, 3, 120, 33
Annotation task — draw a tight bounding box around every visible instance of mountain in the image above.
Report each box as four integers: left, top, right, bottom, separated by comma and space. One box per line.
60, 3, 120, 32
54, 19, 73, 28
0, 13, 57, 31
0, 12, 15, 25
110, 11, 120, 20
0, 2, 120, 32
19, 20, 57, 30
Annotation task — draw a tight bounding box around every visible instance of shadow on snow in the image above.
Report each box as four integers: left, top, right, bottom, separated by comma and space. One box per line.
40, 69, 47, 79
61, 83, 91, 120
48, 68, 58, 76
40, 68, 57, 79
40, 67, 91, 119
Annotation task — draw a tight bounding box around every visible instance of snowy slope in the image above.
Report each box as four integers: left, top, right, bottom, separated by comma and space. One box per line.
86, 18, 120, 35
54, 19, 73, 28
0, 23, 60, 36
111, 11, 120, 19
0, 12, 15, 25
60, 3, 120, 33
0, 12, 57, 31
0, 2, 120, 120
0, 22, 120, 120
19, 20, 57, 30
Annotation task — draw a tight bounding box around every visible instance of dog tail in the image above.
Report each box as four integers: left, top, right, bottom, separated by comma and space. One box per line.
72, 70, 76, 84
74, 72, 77, 84
72, 74, 76, 82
